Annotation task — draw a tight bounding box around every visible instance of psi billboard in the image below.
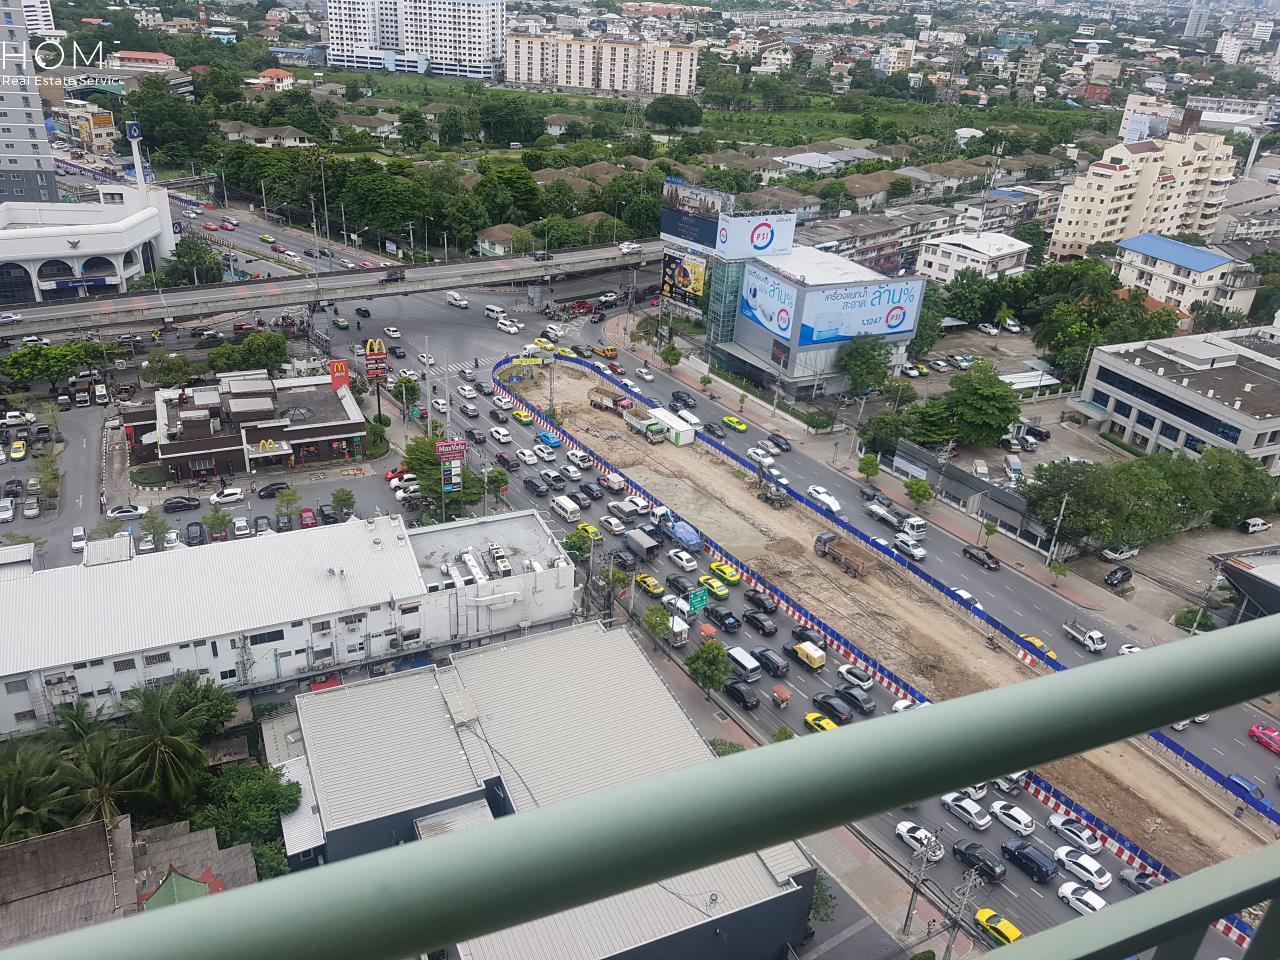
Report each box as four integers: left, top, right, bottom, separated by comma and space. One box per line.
715, 212, 796, 260
660, 249, 707, 307
798, 279, 923, 345
660, 177, 734, 253
738, 263, 798, 340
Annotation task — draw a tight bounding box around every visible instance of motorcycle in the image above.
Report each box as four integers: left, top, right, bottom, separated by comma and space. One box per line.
985, 635, 1001, 652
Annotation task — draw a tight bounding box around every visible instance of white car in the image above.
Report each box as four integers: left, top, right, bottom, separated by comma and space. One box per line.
600, 515, 626, 535
948, 354, 973, 370
389, 474, 418, 490
1117, 643, 1143, 655
1002, 318, 1022, 333
1047, 813, 1102, 853
635, 367, 654, 382
20, 336, 50, 346
209, 487, 244, 506
1054, 846, 1112, 890
431, 398, 448, 414
940, 792, 992, 831
567, 450, 593, 470
282, 250, 302, 262
396, 368, 419, 381
746, 447, 774, 468
70, 526, 87, 553
340, 258, 356, 269
893, 533, 926, 561
668, 549, 698, 572
962, 782, 988, 801
837, 664, 874, 689
619, 378, 638, 391
927, 359, 950, 372
394, 485, 421, 501
106, 504, 148, 520
894, 821, 944, 862
989, 800, 1035, 836
490, 427, 512, 443
418, 352, 435, 366
1059, 882, 1107, 916
383, 326, 402, 338
977, 323, 999, 336
1171, 715, 1209, 731
765, 467, 789, 487
494, 395, 515, 411
892, 699, 931, 713
1101, 545, 1139, 561
806, 485, 841, 513
229, 519, 250, 540
497, 318, 520, 334
164, 529, 182, 549
618, 241, 642, 254
516, 448, 538, 466
457, 385, 477, 400
533, 444, 557, 462
560, 463, 582, 481
623, 495, 650, 515
0, 312, 22, 323
182, 209, 200, 220
952, 588, 984, 612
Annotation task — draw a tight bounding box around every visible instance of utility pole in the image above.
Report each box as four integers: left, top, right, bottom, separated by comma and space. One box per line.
941, 869, 983, 960
259, 179, 267, 215
407, 221, 415, 260
1044, 492, 1070, 568
901, 844, 934, 936
309, 194, 318, 240
319, 156, 331, 244
443, 231, 449, 263
422, 334, 431, 435
220, 169, 228, 207
341, 202, 348, 250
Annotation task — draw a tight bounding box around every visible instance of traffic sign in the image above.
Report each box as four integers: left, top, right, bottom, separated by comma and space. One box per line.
687, 586, 709, 613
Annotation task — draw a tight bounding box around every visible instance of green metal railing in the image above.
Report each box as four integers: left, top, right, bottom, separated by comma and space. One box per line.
6, 618, 1280, 960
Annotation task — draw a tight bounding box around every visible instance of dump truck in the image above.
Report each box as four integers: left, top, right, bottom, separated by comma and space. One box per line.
652, 510, 704, 553
587, 386, 634, 414
1063, 618, 1106, 654
782, 640, 826, 672
813, 532, 875, 578
622, 408, 665, 444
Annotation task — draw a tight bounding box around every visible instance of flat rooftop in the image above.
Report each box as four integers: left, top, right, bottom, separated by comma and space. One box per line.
407, 510, 567, 589
752, 244, 884, 288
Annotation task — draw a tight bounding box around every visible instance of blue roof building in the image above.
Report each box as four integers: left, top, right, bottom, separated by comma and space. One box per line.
1114, 233, 1256, 320
1117, 233, 1235, 273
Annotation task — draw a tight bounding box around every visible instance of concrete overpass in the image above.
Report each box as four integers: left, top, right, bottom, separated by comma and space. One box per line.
10, 240, 664, 336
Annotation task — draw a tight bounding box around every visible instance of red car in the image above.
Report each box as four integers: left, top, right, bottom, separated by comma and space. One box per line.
220, 222, 236, 231
607, 361, 625, 375
359, 260, 376, 269
649, 296, 660, 306
201, 221, 220, 231
299, 507, 318, 529
271, 243, 288, 253
1250, 723, 1280, 755
210, 527, 229, 542
385, 464, 410, 482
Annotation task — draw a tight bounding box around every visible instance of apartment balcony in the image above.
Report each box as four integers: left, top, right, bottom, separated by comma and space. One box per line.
10, 620, 1280, 960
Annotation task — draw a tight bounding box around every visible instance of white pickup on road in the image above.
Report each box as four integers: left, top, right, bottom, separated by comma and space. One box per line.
1063, 618, 1106, 653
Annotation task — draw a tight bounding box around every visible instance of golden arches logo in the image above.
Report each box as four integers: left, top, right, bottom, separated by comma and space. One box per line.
364, 338, 387, 355
330, 359, 349, 376
258, 439, 279, 452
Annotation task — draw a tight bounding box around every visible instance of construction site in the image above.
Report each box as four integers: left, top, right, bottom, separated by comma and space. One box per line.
518, 361, 1264, 880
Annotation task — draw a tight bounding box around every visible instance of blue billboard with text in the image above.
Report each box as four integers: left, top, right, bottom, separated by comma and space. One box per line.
799, 279, 924, 345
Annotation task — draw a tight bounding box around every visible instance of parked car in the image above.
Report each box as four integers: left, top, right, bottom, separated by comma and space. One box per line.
185, 521, 206, 546
257, 481, 290, 499
162, 496, 201, 513
209, 487, 244, 506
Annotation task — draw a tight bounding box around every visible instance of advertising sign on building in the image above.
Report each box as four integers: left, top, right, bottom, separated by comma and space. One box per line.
660, 249, 707, 307
739, 263, 799, 340
659, 177, 734, 253
329, 359, 351, 393
798, 279, 923, 345
715, 212, 797, 260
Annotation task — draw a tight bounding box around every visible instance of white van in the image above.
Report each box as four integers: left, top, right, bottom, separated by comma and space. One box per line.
972, 459, 989, 482
446, 291, 469, 309
1003, 455, 1024, 480
93, 383, 109, 405
484, 304, 507, 321
550, 495, 581, 522
727, 646, 761, 683
496, 318, 520, 334
676, 409, 701, 429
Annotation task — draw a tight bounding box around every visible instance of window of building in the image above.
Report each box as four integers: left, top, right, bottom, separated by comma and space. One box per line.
312, 620, 332, 633
1160, 422, 1181, 442
1096, 366, 1242, 444
144, 652, 171, 666
1091, 389, 1110, 407
1184, 434, 1205, 452
113, 658, 136, 672
14, 709, 35, 723
1136, 411, 1155, 429
220, 668, 238, 680
1112, 400, 1133, 418
249, 628, 284, 646
4, 678, 27, 694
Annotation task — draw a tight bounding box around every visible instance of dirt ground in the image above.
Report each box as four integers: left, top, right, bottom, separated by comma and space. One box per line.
523, 366, 1262, 875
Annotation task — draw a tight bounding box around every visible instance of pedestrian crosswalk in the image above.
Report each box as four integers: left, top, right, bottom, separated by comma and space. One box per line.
439, 355, 503, 373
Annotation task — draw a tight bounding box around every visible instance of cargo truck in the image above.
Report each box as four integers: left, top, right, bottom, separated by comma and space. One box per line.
622, 408, 665, 444
782, 640, 826, 671
648, 407, 694, 446
622, 529, 660, 562
587, 386, 634, 415
652, 509, 704, 553
1063, 618, 1106, 653
864, 501, 927, 538
813, 532, 874, 578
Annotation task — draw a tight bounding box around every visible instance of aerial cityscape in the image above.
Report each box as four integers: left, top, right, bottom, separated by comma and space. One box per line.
1, 0, 1280, 957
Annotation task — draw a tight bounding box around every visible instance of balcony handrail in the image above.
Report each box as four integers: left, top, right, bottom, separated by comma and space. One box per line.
5, 618, 1280, 960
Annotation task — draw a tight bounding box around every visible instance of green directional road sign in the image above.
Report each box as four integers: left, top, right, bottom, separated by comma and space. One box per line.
687, 587, 709, 613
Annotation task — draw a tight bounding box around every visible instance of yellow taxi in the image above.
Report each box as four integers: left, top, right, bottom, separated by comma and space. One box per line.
698, 575, 728, 600
533, 337, 556, 351
1018, 634, 1059, 662
804, 712, 837, 733
9, 439, 26, 461
556, 346, 575, 358
258, 233, 276, 243
975, 908, 1022, 946
511, 409, 534, 425
577, 522, 603, 542
708, 561, 741, 585
722, 415, 748, 432
635, 572, 664, 596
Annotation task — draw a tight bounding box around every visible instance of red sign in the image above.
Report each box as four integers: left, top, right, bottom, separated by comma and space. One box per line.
329, 359, 350, 393
435, 439, 468, 460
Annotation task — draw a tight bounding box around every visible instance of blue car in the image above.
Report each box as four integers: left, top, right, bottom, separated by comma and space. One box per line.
537, 431, 562, 448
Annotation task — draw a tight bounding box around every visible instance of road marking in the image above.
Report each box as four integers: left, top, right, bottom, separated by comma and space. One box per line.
1212, 746, 1225, 756
1013, 610, 1023, 617
1029, 888, 1045, 900
82, 438, 87, 448
1032, 604, 1042, 612
1006, 886, 1020, 899
1234, 738, 1249, 748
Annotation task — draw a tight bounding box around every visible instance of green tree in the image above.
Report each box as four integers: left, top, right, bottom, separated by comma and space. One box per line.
659, 343, 683, 369
708, 738, 746, 757
946, 362, 1022, 446
563, 529, 592, 560
685, 639, 730, 699
275, 488, 300, 520
945, 268, 996, 327
330, 487, 356, 516
1011, 219, 1046, 266
169, 676, 238, 741
644, 95, 703, 130
642, 603, 672, 639
1201, 448, 1276, 527
887, 176, 913, 199
0, 745, 69, 842
905, 283, 945, 361
253, 839, 291, 879
834, 337, 892, 396
191, 761, 302, 849
771, 725, 796, 743
119, 686, 209, 811
510, 227, 534, 254
857, 452, 881, 482
59, 734, 137, 825
810, 871, 837, 924
391, 375, 421, 408
903, 478, 933, 510
1086, 240, 1117, 258
485, 467, 508, 494
204, 509, 232, 539
881, 379, 918, 409
43, 701, 111, 759
141, 348, 193, 388
140, 512, 171, 546
1189, 301, 1250, 333
1048, 560, 1069, 584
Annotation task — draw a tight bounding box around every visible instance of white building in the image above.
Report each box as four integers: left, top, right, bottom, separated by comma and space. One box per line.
1115, 233, 1258, 318
1118, 92, 1174, 142
1254, 20, 1274, 42
0, 512, 576, 736
1217, 32, 1245, 65
505, 34, 698, 94
1184, 2, 1211, 38
916, 232, 1031, 284
326, 0, 504, 78
20, 0, 53, 33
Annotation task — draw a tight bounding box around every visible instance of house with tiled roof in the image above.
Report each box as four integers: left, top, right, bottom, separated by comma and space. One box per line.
476, 223, 521, 256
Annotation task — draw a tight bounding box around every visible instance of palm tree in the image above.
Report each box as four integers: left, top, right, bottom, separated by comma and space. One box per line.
60, 734, 138, 826
0, 745, 70, 843
119, 686, 209, 809
43, 700, 112, 759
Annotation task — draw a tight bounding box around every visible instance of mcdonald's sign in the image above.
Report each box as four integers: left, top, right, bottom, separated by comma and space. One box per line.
329, 358, 350, 393
364, 338, 387, 358
258, 439, 279, 453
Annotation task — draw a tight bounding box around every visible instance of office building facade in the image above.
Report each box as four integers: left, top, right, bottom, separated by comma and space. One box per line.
327, 0, 504, 78
0, 0, 55, 203
505, 33, 697, 94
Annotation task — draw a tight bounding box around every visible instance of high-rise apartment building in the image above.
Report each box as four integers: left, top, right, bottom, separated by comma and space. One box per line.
1048, 133, 1236, 260
19, 0, 52, 34
327, 0, 504, 78
1184, 3, 1211, 38
0, 0, 55, 203
505, 34, 697, 95
1216, 32, 1245, 65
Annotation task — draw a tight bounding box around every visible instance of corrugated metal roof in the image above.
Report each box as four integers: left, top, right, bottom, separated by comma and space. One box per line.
1117, 233, 1235, 273
0, 516, 427, 677
450, 625, 809, 960
414, 798, 494, 840
295, 668, 482, 833
278, 755, 324, 856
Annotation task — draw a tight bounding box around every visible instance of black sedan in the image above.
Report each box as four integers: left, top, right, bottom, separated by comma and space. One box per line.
767, 432, 792, 452
488, 409, 510, 423
813, 692, 855, 725
389, 345, 406, 358
834, 684, 877, 715
744, 589, 778, 613
184, 521, 206, 546
579, 481, 603, 500
792, 626, 827, 650
962, 544, 1001, 570
257, 482, 290, 499
703, 422, 726, 440
5, 478, 25, 498
318, 504, 342, 524
355, 307, 371, 318
476, 381, 496, 396
724, 679, 760, 710
568, 491, 591, 509
1105, 565, 1133, 587
162, 496, 201, 513
571, 344, 592, 357
704, 603, 740, 632
743, 611, 777, 636
952, 841, 1006, 883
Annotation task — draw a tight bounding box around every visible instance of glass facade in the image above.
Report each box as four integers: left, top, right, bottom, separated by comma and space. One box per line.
1096, 366, 1242, 445
704, 257, 743, 347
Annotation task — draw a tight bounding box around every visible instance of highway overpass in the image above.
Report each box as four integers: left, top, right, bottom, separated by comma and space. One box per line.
8, 241, 664, 336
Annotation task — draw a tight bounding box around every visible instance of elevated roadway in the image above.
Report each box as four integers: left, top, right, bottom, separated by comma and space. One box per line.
10, 240, 663, 336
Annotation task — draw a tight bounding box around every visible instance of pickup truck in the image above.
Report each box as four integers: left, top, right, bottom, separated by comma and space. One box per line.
1063, 618, 1106, 653
782, 640, 826, 671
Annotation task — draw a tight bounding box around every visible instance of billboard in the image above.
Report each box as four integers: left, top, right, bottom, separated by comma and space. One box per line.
715, 212, 796, 260
364, 337, 389, 381
660, 249, 706, 308
660, 177, 734, 252
798, 279, 924, 346
739, 263, 798, 340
